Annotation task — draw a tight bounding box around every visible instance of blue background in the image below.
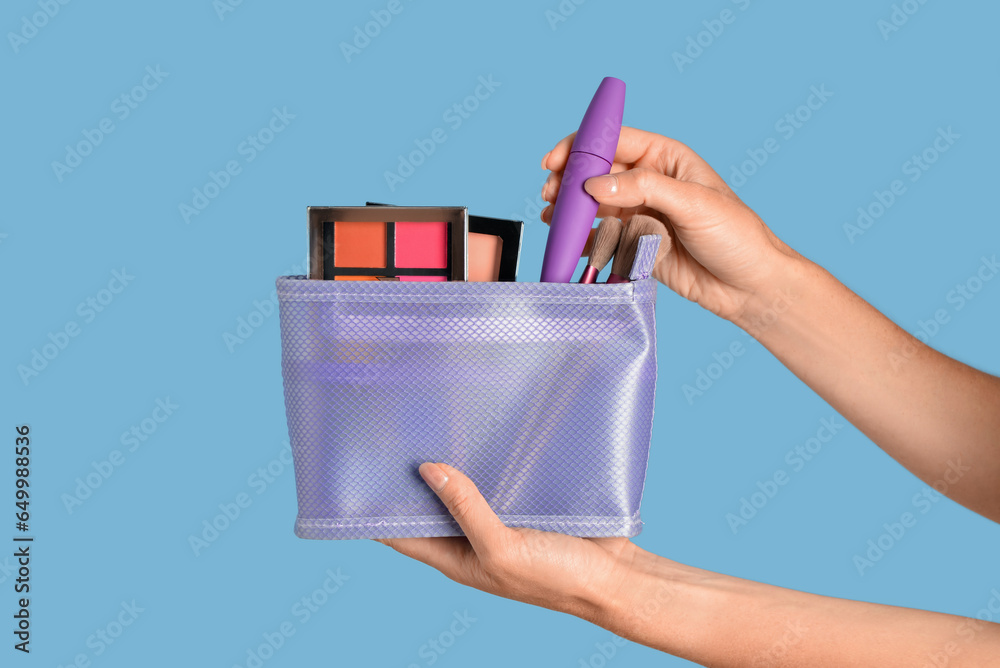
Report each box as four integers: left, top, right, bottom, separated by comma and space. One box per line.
3, 0, 999, 666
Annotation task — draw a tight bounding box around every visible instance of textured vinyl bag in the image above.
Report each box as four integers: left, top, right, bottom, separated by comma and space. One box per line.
277, 236, 661, 540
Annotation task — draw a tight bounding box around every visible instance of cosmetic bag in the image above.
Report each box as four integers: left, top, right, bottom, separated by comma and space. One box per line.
277, 236, 661, 540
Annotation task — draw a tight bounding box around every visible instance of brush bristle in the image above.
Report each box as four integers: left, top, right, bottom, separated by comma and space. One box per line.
610, 215, 662, 279
587, 216, 623, 271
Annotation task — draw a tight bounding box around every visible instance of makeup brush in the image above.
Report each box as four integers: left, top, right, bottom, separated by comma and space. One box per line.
579, 216, 623, 284
607, 214, 662, 283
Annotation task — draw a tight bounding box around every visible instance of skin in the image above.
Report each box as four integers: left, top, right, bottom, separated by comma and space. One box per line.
377, 127, 1000, 666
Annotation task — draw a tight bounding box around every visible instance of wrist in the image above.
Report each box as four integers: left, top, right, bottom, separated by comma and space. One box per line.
730, 251, 817, 339
583, 549, 812, 665
582, 547, 721, 656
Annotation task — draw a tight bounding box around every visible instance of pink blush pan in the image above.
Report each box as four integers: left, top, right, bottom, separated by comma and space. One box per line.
396, 221, 448, 269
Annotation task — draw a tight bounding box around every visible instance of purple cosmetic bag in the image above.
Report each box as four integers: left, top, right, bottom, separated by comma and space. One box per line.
277, 237, 660, 540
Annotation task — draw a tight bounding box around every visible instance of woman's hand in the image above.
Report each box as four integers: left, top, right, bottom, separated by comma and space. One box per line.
377, 463, 1000, 667
542, 126, 800, 322
376, 128, 1000, 665
376, 462, 637, 622
545, 127, 1000, 523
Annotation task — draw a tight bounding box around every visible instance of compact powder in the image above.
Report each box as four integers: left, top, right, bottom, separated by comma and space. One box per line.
468, 233, 503, 282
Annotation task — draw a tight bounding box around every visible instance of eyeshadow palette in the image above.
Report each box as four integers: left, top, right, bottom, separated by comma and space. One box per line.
308, 206, 468, 282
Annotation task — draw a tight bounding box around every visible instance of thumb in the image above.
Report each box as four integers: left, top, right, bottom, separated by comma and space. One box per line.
419, 462, 507, 552
584, 168, 704, 224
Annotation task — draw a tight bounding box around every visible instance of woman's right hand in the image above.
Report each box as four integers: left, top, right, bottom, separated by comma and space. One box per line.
541, 126, 802, 323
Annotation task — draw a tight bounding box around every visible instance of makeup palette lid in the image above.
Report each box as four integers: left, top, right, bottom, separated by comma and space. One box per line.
570, 76, 625, 166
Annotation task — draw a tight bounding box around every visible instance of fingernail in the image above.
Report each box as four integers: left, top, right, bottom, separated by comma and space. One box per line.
419, 462, 448, 492
541, 151, 551, 168
585, 174, 617, 195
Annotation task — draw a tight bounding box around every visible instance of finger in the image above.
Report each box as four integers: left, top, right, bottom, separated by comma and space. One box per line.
541, 202, 629, 226
541, 170, 562, 204
615, 129, 728, 190
545, 127, 728, 191
419, 462, 507, 555
584, 168, 706, 226
543, 158, 633, 206
544, 126, 657, 171
545, 134, 642, 173
546, 160, 633, 179
542, 155, 637, 224
542, 133, 576, 170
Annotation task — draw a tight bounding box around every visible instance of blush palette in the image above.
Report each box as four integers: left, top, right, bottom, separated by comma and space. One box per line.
308, 206, 468, 282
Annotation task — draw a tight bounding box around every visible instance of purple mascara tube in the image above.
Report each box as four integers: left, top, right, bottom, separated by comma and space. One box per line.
540, 77, 625, 283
